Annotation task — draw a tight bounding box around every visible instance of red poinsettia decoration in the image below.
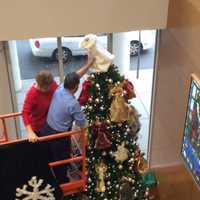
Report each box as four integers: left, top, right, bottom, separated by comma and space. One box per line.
78, 80, 91, 106
123, 79, 136, 99
92, 123, 112, 150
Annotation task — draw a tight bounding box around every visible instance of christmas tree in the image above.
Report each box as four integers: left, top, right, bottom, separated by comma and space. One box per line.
78, 64, 150, 200
68, 34, 150, 200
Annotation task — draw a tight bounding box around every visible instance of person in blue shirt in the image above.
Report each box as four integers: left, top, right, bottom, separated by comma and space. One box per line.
40, 56, 94, 183
46, 72, 86, 132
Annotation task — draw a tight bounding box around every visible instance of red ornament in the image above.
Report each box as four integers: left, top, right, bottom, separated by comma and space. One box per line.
92, 123, 112, 150
78, 80, 91, 106
123, 79, 136, 99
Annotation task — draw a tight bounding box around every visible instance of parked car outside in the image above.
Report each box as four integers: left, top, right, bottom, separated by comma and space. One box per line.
128, 30, 155, 56
29, 31, 154, 63
29, 34, 107, 63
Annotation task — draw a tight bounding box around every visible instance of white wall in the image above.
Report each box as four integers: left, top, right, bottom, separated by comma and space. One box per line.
0, 0, 169, 40
149, 0, 200, 167
0, 42, 17, 140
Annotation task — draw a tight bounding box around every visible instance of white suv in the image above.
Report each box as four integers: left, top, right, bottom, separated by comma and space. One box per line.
29, 34, 107, 63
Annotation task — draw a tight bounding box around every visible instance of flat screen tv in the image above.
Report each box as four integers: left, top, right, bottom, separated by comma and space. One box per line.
181, 74, 200, 186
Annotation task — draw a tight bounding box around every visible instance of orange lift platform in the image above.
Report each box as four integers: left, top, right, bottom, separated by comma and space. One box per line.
0, 112, 87, 197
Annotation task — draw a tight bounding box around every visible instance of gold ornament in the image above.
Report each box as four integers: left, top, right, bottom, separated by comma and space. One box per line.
127, 105, 141, 133
109, 84, 129, 122
106, 119, 111, 124
109, 83, 141, 128
121, 176, 134, 183
114, 142, 129, 163
134, 149, 147, 174
95, 161, 107, 193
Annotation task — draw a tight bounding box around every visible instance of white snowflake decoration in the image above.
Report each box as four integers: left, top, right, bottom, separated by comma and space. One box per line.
16, 176, 55, 200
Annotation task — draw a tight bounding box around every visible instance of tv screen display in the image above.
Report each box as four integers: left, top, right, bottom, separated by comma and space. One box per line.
181, 74, 200, 186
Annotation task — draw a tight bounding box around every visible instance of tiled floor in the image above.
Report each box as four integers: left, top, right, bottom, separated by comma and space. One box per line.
16, 69, 153, 156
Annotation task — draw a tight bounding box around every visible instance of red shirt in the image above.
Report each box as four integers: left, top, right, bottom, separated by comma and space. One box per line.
22, 81, 58, 132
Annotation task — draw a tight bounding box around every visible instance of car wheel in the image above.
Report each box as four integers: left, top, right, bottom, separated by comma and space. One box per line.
130, 40, 143, 56
53, 47, 72, 63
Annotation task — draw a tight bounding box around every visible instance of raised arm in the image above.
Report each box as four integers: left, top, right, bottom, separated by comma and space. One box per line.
76, 54, 95, 78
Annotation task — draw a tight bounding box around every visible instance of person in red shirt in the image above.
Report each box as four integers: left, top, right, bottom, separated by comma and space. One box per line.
22, 55, 95, 143
22, 70, 58, 142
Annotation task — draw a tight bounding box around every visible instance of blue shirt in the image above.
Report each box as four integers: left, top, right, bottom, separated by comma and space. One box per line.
47, 84, 86, 132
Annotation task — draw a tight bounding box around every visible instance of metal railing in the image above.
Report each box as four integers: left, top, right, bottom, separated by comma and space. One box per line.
0, 112, 87, 196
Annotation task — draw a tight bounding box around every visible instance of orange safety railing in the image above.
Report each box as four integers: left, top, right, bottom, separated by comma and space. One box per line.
0, 112, 22, 142
0, 112, 87, 196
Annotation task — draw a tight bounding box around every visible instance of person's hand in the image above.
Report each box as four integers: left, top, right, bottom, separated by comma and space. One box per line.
86, 53, 95, 68
28, 131, 39, 143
